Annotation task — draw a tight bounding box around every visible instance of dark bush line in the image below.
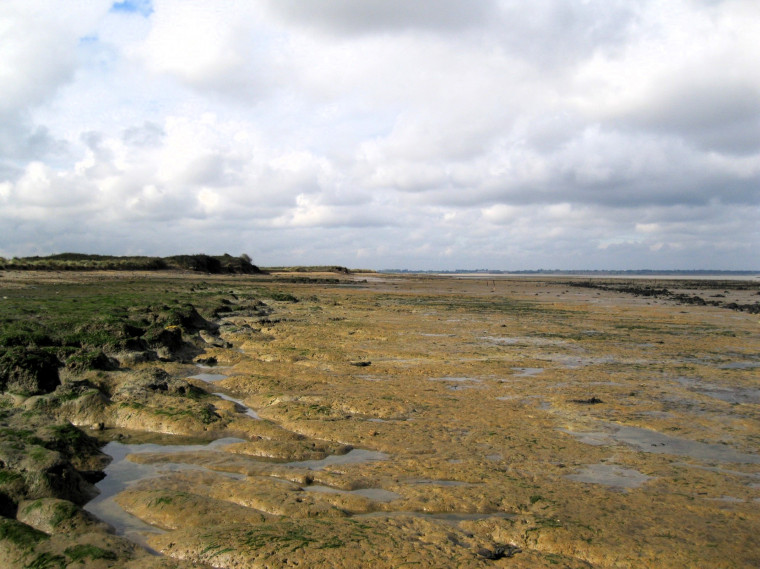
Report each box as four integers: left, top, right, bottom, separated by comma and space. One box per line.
0, 253, 263, 275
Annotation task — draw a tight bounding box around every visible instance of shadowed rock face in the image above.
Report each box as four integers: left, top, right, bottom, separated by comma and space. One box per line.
0, 348, 60, 396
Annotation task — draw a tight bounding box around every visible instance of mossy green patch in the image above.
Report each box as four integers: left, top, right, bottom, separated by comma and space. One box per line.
0, 469, 24, 485
63, 544, 117, 562
240, 522, 317, 552
49, 501, 78, 528
267, 291, 299, 303
0, 518, 48, 550
24, 552, 67, 569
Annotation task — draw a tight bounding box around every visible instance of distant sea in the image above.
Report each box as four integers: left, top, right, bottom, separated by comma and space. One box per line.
385, 270, 760, 281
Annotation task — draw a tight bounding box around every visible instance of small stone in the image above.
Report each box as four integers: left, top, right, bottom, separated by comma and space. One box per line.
477, 544, 522, 560
477, 548, 497, 560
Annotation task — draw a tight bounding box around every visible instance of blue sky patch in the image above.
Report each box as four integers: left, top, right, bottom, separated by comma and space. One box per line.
111, 0, 153, 17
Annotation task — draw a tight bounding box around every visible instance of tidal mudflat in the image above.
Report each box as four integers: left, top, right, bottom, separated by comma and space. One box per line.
1, 271, 759, 568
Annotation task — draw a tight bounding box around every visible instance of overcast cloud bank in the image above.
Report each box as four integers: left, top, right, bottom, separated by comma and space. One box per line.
1, 0, 758, 269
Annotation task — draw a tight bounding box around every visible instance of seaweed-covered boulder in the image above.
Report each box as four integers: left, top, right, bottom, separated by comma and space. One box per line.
65, 349, 118, 373
109, 369, 222, 433
17, 498, 109, 535
0, 410, 109, 515
0, 348, 60, 395
165, 304, 212, 332
143, 326, 183, 352
112, 369, 204, 402
28, 380, 110, 430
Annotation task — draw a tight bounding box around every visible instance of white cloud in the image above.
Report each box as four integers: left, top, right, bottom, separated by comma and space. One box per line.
133, 0, 279, 100
0, 1, 112, 116
0, 0, 758, 269
264, 0, 498, 35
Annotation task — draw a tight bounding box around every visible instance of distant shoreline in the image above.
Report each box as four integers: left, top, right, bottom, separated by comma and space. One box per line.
385, 270, 760, 280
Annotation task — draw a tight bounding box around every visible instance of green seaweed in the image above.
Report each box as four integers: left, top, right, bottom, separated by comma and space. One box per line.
24, 553, 67, 569
64, 544, 117, 562
0, 518, 48, 550
50, 501, 78, 528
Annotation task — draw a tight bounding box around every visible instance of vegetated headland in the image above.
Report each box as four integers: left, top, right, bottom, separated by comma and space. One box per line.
0, 253, 263, 274
1, 260, 759, 568
0, 253, 363, 279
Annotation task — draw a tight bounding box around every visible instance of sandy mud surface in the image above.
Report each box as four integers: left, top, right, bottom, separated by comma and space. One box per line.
2, 272, 759, 567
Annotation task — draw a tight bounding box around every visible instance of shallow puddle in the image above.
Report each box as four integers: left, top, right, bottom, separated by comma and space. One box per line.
283, 448, 389, 470
404, 478, 480, 487
481, 336, 565, 347
305, 485, 402, 503
718, 361, 760, 370
85, 438, 245, 542
544, 354, 620, 368
561, 423, 760, 464
705, 495, 745, 503
511, 367, 544, 377
565, 463, 652, 489
675, 377, 760, 404
428, 377, 483, 390
211, 391, 261, 419
358, 511, 515, 525
677, 463, 760, 480
359, 375, 388, 381
189, 373, 229, 382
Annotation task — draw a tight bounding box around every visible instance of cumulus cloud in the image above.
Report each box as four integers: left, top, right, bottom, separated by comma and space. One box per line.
264, 0, 498, 35
0, 1, 109, 115
0, 1, 111, 175
132, 0, 280, 100
0, 0, 758, 269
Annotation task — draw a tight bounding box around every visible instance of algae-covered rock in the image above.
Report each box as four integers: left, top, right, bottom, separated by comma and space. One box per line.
164, 304, 212, 332
0, 517, 49, 565
0, 348, 60, 396
65, 349, 118, 373
112, 369, 205, 401
0, 409, 110, 514
17, 498, 109, 535
107, 368, 223, 434
25, 379, 110, 429
143, 326, 184, 354
0, 515, 204, 569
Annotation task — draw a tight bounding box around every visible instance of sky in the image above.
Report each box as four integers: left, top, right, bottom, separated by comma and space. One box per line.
1, 0, 759, 270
